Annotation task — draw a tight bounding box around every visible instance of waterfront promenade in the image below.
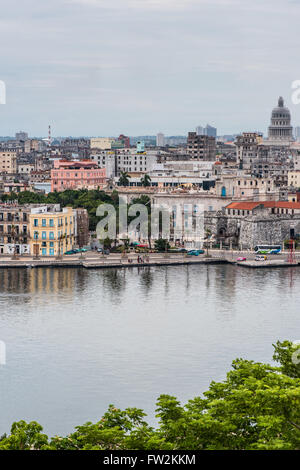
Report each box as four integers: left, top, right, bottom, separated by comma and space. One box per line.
0, 250, 299, 269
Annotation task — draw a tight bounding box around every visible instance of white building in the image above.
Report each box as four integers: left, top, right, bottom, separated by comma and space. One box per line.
91, 148, 159, 178
156, 133, 165, 147
117, 160, 216, 189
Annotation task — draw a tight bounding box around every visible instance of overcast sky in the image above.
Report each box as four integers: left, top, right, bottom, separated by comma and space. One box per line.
1, 0, 300, 137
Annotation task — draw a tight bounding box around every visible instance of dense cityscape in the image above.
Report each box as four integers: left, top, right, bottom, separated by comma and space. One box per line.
0, 96, 300, 259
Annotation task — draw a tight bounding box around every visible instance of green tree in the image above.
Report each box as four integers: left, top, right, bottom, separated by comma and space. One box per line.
0, 421, 48, 450
154, 239, 170, 252
130, 195, 152, 248
204, 228, 212, 256
119, 172, 131, 187
140, 174, 151, 187
1, 341, 300, 450
273, 340, 300, 378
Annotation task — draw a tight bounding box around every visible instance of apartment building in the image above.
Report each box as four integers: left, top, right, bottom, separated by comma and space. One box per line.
0, 205, 31, 254
17, 163, 35, 175
29, 206, 76, 257
91, 149, 158, 178
288, 170, 300, 188
187, 133, 216, 161
0, 150, 17, 174
51, 160, 106, 192
75, 208, 89, 247
235, 133, 263, 170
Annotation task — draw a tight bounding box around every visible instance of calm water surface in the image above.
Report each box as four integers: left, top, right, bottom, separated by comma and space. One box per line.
0, 265, 299, 436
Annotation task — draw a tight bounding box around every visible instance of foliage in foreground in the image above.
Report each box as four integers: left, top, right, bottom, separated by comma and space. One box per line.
1, 341, 300, 450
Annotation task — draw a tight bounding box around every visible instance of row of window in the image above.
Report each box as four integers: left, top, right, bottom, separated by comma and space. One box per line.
0, 225, 27, 234
0, 213, 27, 221
33, 217, 73, 227
34, 231, 55, 240
41, 248, 55, 256
228, 209, 251, 215
0, 237, 28, 244
33, 231, 73, 240
228, 208, 296, 216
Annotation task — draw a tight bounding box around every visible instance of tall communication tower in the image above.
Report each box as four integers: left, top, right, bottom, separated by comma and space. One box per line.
48, 125, 51, 148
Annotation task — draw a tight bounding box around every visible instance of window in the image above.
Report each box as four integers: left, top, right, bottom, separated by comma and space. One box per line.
42, 219, 46, 227
49, 232, 54, 240
42, 232, 47, 240
49, 249, 54, 256
34, 232, 38, 240
50, 219, 54, 227
34, 219, 38, 227
50, 242, 54, 247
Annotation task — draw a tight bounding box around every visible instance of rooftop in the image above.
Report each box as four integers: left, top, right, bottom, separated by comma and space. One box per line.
226, 201, 300, 210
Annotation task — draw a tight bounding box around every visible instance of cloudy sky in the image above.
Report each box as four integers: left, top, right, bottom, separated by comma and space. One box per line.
1, 0, 300, 137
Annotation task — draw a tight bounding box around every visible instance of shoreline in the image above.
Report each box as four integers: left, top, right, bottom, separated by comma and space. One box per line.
0, 254, 299, 270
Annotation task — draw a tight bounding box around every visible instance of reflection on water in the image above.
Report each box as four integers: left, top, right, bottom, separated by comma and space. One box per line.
0, 265, 299, 436
0, 268, 87, 298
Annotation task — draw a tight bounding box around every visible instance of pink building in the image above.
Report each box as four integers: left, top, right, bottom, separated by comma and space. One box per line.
51, 160, 106, 192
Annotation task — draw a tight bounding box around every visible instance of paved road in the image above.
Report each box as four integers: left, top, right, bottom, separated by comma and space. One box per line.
0, 249, 299, 264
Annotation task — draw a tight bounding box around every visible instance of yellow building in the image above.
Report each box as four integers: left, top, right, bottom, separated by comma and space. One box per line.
29, 206, 76, 257
90, 137, 115, 150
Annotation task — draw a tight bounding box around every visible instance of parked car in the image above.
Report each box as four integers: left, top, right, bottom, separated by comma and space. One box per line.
187, 249, 205, 256
255, 255, 267, 261
64, 250, 76, 255
97, 248, 110, 255
168, 248, 187, 253
237, 257, 247, 262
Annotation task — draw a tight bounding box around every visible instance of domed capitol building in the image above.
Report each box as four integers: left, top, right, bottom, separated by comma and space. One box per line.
267, 96, 294, 143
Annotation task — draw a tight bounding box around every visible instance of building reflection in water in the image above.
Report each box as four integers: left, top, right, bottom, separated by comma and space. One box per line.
206, 264, 238, 320
0, 268, 87, 302
138, 267, 154, 296
100, 269, 127, 297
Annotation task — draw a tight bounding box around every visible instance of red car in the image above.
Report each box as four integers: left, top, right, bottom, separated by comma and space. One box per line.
237, 257, 247, 262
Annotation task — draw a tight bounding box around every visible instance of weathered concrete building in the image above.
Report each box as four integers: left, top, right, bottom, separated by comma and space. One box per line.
235, 132, 263, 170
205, 201, 300, 249
0, 150, 17, 174
187, 132, 216, 161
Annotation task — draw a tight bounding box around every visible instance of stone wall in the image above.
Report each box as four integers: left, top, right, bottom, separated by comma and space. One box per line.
204, 209, 300, 248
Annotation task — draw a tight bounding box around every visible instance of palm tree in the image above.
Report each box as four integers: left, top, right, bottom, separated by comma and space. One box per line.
205, 228, 212, 257
56, 233, 66, 259
119, 172, 131, 187
11, 224, 17, 259
140, 174, 151, 187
